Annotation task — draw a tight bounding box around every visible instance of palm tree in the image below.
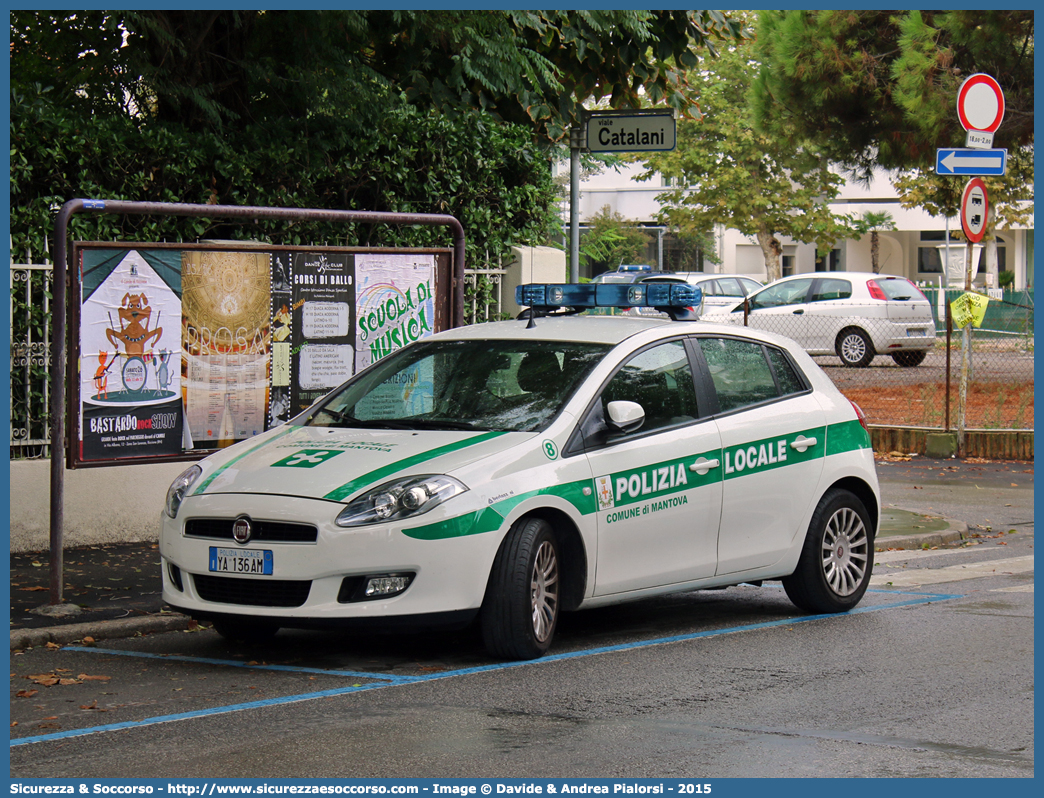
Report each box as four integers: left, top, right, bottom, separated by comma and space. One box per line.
853, 211, 897, 273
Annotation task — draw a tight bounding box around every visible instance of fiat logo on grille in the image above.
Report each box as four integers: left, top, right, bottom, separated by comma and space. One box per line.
232, 516, 253, 544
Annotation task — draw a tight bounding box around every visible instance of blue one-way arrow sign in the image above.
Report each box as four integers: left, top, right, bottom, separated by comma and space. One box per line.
936, 148, 1007, 176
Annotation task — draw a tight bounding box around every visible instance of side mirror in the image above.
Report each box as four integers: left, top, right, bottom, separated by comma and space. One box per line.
606, 400, 645, 434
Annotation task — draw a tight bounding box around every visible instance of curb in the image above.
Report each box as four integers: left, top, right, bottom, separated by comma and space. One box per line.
11, 612, 195, 651
875, 509, 969, 551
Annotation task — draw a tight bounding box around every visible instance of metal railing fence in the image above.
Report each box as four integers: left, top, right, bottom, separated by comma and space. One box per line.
10, 241, 53, 458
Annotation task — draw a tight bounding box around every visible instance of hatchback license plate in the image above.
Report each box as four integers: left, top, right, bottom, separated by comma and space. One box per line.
209, 547, 273, 575
907, 327, 928, 337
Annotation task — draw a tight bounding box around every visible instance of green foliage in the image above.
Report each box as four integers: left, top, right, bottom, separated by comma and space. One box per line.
752, 10, 1034, 177
580, 206, 653, 273
637, 38, 853, 280
10, 84, 560, 260
11, 11, 748, 143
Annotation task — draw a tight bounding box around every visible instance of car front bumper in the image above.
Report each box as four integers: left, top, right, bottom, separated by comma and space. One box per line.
160, 492, 500, 624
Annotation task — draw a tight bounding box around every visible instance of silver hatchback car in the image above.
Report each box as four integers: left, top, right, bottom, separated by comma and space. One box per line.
703, 272, 936, 367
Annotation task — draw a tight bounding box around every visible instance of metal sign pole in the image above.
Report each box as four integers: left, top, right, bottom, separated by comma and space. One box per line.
569, 119, 585, 283
957, 241, 974, 455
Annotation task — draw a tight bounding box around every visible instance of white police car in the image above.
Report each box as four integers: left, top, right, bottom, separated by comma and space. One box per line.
161, 282, 879, 660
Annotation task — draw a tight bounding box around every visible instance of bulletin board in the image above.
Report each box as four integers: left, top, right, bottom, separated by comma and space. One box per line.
69, 242, 453, 467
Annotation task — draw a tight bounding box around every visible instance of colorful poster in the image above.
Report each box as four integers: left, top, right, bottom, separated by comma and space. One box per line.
354, 253, 436, 372
181, 250, 271, 447
78, 249, 184, 461
290, 252, 355, 415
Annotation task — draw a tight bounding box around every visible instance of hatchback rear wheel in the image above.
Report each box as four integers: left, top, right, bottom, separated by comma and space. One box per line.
891, 349, 928, 367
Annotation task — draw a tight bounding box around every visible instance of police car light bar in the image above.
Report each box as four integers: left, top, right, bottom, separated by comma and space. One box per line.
617, 264, 652, 273
515, 283, 703, 322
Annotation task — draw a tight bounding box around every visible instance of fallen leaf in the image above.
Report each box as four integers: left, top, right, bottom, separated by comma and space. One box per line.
45, 642, 61, 650
18, 587, 48, 592
80, 700, 98, 710
16, 690, 38, 698
77, 674, 111, 681
58, 678, 80, 685
10, 722, 17, 728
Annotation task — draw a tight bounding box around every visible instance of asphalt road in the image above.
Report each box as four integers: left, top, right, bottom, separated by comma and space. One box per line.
10, 460, 1034, 780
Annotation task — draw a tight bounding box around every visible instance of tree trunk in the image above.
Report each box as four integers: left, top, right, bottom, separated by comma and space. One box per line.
755, 227, 782, 282
871, 231, 880, 273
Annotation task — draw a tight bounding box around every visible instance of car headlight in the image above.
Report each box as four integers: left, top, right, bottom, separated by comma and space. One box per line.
165, 465, 202, 519
335, 475, 468, 528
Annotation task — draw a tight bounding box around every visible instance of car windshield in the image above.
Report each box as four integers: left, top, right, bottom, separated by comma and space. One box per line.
306, 339, 611, 433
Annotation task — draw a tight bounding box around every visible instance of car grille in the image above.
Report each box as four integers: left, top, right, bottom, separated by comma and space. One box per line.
185, 518, 318, 543
192, 574, 312, 607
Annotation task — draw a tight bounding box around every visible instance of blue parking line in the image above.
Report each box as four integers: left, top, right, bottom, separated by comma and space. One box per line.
11, 588, 960, 748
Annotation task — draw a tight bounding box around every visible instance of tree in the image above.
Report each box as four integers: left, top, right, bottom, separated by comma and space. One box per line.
636, 37, 854, 282
580, 206, 654, 274
751, 10, 1034, 179
851, 212, 897, 273
11, 11, 748, 140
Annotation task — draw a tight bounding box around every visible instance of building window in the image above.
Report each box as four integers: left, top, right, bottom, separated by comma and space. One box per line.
781, 254, 795, 277
815, 249, 841, 272
918, 231, 948, 274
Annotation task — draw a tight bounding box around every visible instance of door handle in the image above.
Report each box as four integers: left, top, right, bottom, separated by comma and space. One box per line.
792, 309, 804, 315
689, 457, 721, 475
790, 435, 818, 452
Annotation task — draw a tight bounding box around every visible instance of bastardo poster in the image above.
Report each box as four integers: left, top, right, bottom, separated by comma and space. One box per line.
78, 249, 184, 461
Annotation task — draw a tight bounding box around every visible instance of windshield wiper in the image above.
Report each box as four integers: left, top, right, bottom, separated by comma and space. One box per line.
312, 409, 412, 430
395, 419, 491, 431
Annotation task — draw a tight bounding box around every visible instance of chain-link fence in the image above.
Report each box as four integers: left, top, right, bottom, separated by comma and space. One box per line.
717, 289, 1034, 431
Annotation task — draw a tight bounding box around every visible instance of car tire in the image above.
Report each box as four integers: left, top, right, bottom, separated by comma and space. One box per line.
782, 488, 874, 614
891, 350, 928, 367
481, 517, 560, 660
211, 616, 280, 643
836, 328, 875, 367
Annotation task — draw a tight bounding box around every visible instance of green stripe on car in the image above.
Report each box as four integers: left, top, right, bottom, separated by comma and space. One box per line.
402, 479, 597, 540
192, 425, 298, 495
323, 430, 508, 502
401, 421, 870, 541
826, 418, 872, 455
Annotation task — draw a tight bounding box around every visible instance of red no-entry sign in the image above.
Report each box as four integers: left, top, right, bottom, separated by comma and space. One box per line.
957, 74, 1005, 133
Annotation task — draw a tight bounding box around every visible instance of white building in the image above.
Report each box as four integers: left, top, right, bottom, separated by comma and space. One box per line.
560, 161, 1034, 290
